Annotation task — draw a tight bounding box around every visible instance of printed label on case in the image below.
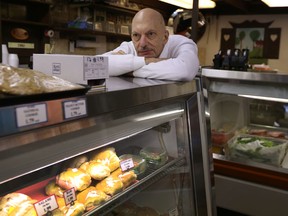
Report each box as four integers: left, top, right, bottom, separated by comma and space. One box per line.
83, 56, 108, 80
34, 195, 58, 216
120, 158, 134, 172
15, 103, 47, 127
64, 187, 76, 205
63, 98, 87, 119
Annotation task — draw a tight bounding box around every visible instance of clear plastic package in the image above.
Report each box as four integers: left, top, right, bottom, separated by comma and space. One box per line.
227, 134, 288, 167
119, 154, 147, 175
139, 147, 168, 169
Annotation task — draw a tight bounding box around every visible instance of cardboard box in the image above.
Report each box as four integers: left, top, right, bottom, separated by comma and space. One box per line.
33, 54, 108, 85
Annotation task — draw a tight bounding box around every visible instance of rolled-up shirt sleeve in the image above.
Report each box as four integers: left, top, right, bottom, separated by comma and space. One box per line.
102, 54, 145, 76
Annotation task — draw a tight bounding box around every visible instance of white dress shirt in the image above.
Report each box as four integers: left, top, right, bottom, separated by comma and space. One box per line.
102, 34, 199, 81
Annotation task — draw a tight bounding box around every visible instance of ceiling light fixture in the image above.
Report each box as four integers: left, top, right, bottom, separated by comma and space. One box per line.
159, 0, 216, 9
261, 0, 288, 7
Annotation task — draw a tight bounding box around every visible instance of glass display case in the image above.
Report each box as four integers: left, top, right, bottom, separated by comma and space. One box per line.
0, 77, 215, 216
202, 68, 288, 216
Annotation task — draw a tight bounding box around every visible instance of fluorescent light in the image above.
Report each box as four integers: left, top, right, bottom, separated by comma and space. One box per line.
261, 0, 288, 7
238, 94, 288, 103
134, 109, 184, 121
159, 0, 216, 9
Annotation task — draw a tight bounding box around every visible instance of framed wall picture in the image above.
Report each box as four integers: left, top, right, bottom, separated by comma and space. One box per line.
220, 20, 281, 59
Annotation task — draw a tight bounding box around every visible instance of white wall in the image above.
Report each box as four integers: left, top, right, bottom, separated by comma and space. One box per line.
197, 14, 288, 72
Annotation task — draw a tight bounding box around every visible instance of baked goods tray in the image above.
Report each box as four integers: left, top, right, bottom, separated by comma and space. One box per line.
0, 85, 91, 107
3, 157, 185, 216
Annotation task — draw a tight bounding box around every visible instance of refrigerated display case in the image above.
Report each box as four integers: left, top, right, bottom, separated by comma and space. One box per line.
202, 68, 288, 216
0, 77, 215, 216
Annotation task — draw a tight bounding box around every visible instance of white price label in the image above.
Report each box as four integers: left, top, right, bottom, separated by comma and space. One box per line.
120, 158, 134, 172
15, 103, 47, 127
34, 195, 58, 216
63, 98, 87, 119
64, 188, 76, 205
83, 56, 108, 80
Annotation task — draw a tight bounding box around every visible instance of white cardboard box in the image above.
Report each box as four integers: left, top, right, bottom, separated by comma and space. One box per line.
33, 54, 109, 85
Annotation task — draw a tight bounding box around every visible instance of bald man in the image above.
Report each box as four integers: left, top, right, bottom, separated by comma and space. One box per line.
103, 8, 199, 81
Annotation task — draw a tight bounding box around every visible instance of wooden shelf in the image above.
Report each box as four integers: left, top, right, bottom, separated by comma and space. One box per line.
1, 18, 50, 27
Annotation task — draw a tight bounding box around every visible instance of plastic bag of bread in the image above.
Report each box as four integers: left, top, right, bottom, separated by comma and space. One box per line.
79, 160, 110, 180
95, 175, 123, 196
0, 192, 37, 216
45, 180, 65, 197
76, 186, 110, 211
56, 168, 91, 191
111, 168, 137, 189
0, 64, 84, 95
90, 147, 120, 172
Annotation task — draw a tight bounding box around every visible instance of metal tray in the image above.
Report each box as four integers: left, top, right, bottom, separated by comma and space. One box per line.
0, 85, 91, 107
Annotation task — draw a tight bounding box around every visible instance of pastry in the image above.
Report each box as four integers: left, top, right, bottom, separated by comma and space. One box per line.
95, 175, 123, 196
76, 186, 109, 211
56, 168, 91, 191
90, 147, 120, 172
45, 180, 65, 197
0, 193, 36, 216
79, 160, 110, 180
111, 168, 137, 189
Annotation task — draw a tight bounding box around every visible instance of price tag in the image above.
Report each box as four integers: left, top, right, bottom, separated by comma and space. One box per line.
169, 207, 179, 216
63, 188, 76, 205
120, 158, 134, 172
34, 195, 58, 216
63, 98, 87, 119
83, 56, 108, 80
15, 103, 47, 127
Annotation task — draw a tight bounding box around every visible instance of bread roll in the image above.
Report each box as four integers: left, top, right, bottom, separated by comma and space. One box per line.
0, 193, 36, 216
45, 180, 65, 197
111, 168, 137, 189
63, 202, 85, 216
79, 161, 110, 180
90, 147, 120, 172
65, 155, 89, 169
95, 175, 123, 196
76, 186, 109, 211
55, 197, 85, 216
56, 168, 91, 191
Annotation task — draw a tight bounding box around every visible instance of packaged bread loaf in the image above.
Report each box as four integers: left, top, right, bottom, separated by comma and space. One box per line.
0, 64, 84, 95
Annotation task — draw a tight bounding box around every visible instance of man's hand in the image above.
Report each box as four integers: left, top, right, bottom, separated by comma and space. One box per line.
145, 58, 168, 64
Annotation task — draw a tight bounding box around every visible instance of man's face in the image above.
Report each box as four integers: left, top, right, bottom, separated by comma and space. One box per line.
131, 18, 168, 58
